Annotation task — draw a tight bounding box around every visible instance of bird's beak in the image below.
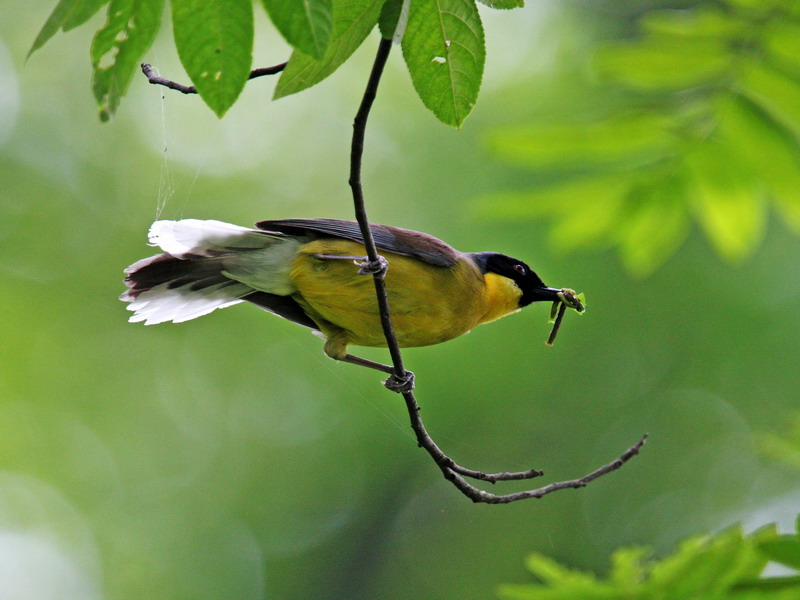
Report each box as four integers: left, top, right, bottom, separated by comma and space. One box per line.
539, 287, 562, 301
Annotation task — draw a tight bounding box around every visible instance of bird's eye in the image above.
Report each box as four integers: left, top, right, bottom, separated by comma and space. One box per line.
513, 264, 526, 275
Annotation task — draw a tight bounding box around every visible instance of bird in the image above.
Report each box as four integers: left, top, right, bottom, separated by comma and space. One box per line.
121, 218, 583, 382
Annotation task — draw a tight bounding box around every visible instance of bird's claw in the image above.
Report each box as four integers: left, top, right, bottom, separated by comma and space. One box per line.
357, 255, 388, 277
383, 370, 415, 393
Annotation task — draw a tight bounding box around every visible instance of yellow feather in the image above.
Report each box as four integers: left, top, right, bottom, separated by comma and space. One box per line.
289, 239, 525, 358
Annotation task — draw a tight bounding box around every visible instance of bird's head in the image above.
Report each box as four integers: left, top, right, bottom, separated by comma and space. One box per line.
470, 252, 586, 343
472, 252, 573, 307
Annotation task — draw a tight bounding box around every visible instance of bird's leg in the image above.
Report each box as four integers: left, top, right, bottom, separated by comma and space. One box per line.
315, 258, 410, 391
341, 353, 393, 374
310, 253, 388, 276
340, 353, 415, 393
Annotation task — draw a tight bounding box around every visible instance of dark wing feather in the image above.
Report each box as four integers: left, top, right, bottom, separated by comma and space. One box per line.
255, 218, 459, 268
244, 292, 319, 330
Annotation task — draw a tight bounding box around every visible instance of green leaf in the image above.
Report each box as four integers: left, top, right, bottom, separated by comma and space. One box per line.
594, 37, 730, 91
759, 415, 800, 470
735, 575, 800, 593
740, 59, 800, 139
498, 524, 800, 600
724, 0, 784, 14
401, 0, 485, 128
686, 141, 764, 263
644, 528, 766, 596
478, 173, 633, 253
172, 0, 254, 118
477, 0, 524, 9
763, 21, 800, 77
608, 546, 648, 588
90, 0, 163, 121
487, 113, 674, 169
378, 0, 402, 38
548, 302, 558, 323
616, 172, 690, 278
759, 537, 800, 569
641, 6, 744, 39
717, 94, 800, 233
274, 0, 384, 99
30, 0, 110, 58
260, 0, 332, 60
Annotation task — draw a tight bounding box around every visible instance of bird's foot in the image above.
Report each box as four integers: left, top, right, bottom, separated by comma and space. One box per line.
310, 253, 388, 277
383, 370, 415, 393
357, 255, 389, 277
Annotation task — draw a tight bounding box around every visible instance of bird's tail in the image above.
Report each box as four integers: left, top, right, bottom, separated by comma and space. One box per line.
120, 219, 282, 325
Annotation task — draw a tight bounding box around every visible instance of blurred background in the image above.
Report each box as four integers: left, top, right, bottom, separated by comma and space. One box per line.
2, 0, 800, 598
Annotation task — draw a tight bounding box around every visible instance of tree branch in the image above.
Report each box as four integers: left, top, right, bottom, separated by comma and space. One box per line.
140, 62, 287, 95
347, 37, 647, 503
139, 37, 647, 503
348, 37, 409, 386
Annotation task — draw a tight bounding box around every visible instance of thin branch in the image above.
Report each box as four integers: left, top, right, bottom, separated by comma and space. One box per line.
348, 37, 647, 503
348, 37, 409, 384
443, 435, 648, 504
140, 62, 287, 95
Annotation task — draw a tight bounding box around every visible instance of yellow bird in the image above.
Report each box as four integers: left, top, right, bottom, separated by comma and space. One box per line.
121, 218, 581, 377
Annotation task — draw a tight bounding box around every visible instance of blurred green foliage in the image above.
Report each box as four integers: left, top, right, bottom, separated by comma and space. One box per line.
761, 415, 800, 471
499, 521, 800, 599
483, 0, 800, 276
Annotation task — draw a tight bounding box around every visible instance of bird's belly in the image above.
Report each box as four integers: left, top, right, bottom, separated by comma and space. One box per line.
290, 240, 483, 348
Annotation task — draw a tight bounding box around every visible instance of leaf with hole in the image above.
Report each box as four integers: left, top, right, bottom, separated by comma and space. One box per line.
477, 0, 524, 8
401, 0, 485, 128
90, 0, 163, 121
171, 0, 254, 118
29, 0, 110, 58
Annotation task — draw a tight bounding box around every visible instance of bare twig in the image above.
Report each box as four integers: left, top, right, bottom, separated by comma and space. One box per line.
140, 62, 287, 95
444, 435, 648, 504
347, 37, 409, 390
347, 37, 646, 503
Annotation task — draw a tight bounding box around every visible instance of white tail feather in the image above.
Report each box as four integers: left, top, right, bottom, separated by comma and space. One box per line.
148, 219, 273, 257
124, 219, 302, 325
127, 281, 253, 325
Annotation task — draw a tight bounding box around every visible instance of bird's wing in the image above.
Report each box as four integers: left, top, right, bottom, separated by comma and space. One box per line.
255, 218, 459, 267
243, 291, 320, 330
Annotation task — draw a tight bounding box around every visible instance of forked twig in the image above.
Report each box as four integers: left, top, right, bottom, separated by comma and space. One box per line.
345, 37, 646, 503
140, 62, 287, 95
